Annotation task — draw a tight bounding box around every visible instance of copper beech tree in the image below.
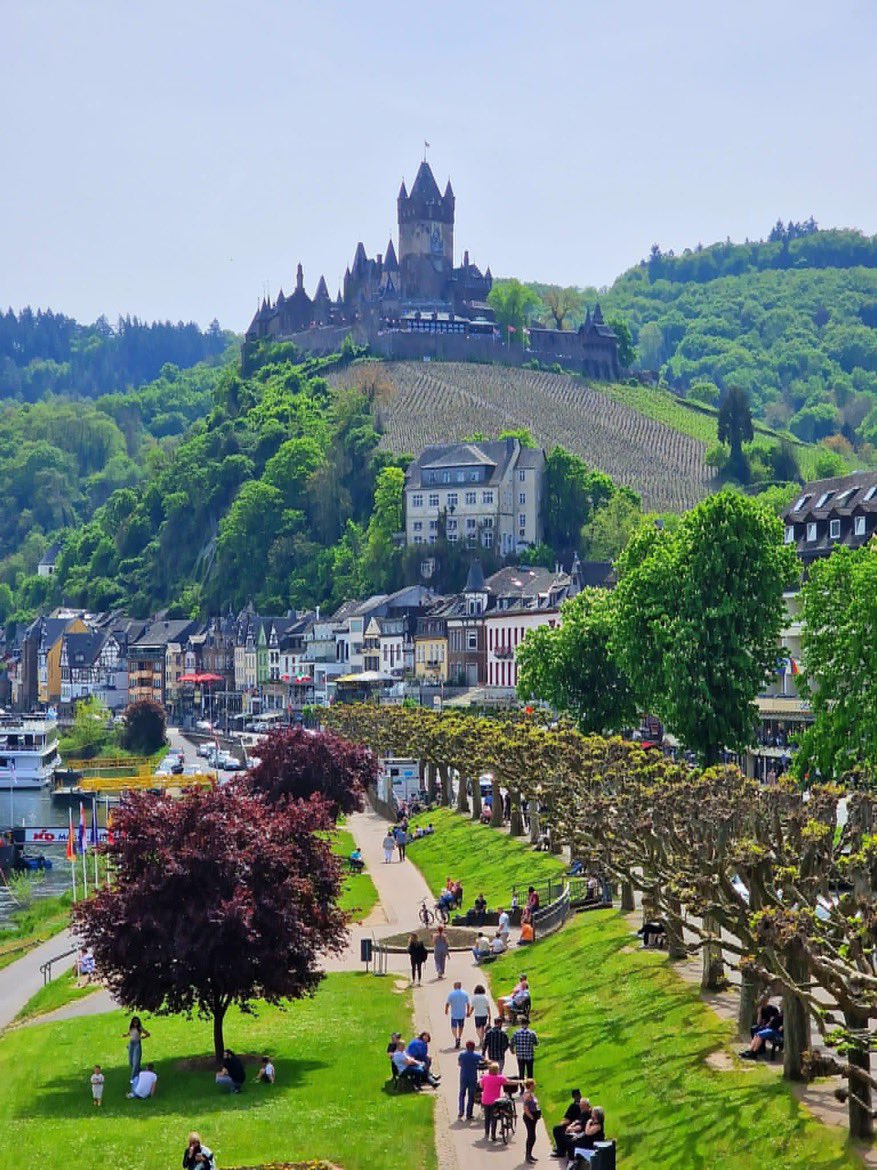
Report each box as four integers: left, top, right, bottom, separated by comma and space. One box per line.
73, 785, 348, 1061
246, 724, 375, 818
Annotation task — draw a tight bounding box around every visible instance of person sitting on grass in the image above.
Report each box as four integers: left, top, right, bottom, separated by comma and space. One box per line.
215, 1048, 246, 1092
740, 1012, 783, 1060
438, 884, 456, 913
565, 1105, 606, 1164
255, 1055, 275, 1083
391, 1040, 440, 1090
518, 917, 535, 946
127, 1062, 158, 1099
349, 847, 364, 873
182, 1132, 216, 1169
490, 931, 508, 955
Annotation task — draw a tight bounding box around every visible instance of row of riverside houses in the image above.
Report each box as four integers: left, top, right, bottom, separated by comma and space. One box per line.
0, 557, 607, 726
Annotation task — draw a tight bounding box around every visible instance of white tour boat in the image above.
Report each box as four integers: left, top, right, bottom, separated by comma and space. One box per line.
0, 713, 61, 789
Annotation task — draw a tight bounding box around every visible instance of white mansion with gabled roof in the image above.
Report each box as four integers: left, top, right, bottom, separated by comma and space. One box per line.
403, 439, 545, 555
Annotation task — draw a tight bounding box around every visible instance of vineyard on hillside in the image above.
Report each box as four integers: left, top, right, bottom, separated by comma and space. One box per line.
331, 361, 715, 512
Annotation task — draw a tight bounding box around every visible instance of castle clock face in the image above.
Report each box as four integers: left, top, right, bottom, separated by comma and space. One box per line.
430, 226, 442, 255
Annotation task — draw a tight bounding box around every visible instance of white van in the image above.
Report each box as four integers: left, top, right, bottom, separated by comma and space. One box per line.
378, 758, 422, 805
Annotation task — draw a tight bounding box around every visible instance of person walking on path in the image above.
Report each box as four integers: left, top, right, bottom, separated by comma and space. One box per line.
471, 983, 491, 1045
511, 1022, 539, 1080
382, 831, 396, 863
445, 980, 471, 1048
457, 1039, 482, 1120
497, 906, 511, 942
433, 925, 450, 978
124, 1016, 150, 1088
521, 1078, 541, 1163
395, 825, 408, 861
483, 1016, 510, 1072
408, 932, 428, 985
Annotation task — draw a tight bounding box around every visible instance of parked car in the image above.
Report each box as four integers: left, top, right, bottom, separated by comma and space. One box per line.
196, 742, 211, 758
220, 753, 243, 772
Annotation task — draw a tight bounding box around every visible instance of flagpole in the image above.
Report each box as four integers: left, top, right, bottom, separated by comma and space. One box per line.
68, 809, 77, 904
92, 798, 99, 887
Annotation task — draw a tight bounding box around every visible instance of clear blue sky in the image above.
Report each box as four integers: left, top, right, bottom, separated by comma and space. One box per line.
2, 0, 875, 331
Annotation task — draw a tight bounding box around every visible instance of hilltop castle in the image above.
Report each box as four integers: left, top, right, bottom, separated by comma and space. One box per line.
245, 159, 620, 380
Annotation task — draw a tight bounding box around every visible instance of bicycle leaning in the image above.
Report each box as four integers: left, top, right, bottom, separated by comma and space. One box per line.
418, 898, 450, 927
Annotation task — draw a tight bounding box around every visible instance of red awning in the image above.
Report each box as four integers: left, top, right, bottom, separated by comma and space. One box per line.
178, 672, 225, 684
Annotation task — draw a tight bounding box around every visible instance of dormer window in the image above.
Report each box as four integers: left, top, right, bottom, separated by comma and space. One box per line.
829, 519, 841, 540
855, 515, 866, 536
806, 522, 817, 542
784, 525, 794, 544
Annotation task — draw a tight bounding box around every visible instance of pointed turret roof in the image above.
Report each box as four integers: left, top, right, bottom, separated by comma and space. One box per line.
410, 161, 442, 203
276, 288, 285, 306
353, 242, 368, 271
398, 180, 408, 200
314, 275, 330, 300
464, 559, 486, 594
593, 302, 604, 325
443, 178, 455, 201
384, 239, 399, 270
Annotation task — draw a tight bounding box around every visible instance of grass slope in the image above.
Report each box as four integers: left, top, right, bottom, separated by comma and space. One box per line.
333, 826, 379, 923
0, 973, 434, 1170
0, 893, 72, 972
13, 968, 101, 1023
409, 809, 861, 1169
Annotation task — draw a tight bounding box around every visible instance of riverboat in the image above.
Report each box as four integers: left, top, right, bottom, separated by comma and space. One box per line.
0, 714, 60, 789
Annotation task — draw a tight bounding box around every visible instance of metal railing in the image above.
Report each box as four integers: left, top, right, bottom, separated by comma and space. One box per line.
371, 931, 389, 976
532, 884, 571, 938
39, 946, 77, 985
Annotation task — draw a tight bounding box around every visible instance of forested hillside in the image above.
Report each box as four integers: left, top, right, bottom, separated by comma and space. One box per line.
0, 344, 644, 624
0, 308, 233, 400
522, 224, 877, 457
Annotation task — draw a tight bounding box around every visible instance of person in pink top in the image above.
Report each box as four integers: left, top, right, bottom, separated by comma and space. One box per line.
479, 1061, 520, 1141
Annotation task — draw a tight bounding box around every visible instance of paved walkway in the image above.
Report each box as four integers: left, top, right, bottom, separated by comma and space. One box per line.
330, 805, 539, 1170
0, 928, 79, 1032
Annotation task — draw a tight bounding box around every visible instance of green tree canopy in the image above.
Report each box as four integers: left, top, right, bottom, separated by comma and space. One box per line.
611, 492, 797, 763
487, 279, 541, 335
517, 589, 637, 734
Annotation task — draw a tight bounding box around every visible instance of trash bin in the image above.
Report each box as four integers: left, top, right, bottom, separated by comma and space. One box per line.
360, 938, 373, 964
591, 1140, 616, 1170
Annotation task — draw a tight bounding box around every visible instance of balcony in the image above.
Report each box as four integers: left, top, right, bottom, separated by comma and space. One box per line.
493, 645, 515, 660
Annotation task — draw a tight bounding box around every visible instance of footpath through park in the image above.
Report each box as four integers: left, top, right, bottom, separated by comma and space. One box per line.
326, 804, 536, 1170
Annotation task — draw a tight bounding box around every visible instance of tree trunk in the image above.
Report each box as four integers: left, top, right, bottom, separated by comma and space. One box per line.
621, 880, 635, 912
490, 780, 504, 828
471, 778, 482, 821
665, 896, 686, 960
425, 762, 437, 804
845, 1008, 874, 1140
438, 764, 451, 806
508, 789, 524, 837
700, 912, 725, 990
456, 771, 470, 813
213, 1000, 228, 1064
737, 970, 760, 1041
782, 949, 809, 1082
529, 805, 540, 845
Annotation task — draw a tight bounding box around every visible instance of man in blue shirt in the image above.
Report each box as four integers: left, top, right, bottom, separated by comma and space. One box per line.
445, 981, 472, 1049
457, 1039, 483, 1120
406, 1031, 432, 1071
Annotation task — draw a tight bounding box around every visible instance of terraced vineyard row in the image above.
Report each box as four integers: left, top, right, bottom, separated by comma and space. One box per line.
332, 361, 715, 511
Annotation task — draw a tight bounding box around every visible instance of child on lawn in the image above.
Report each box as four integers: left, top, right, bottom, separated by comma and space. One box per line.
91, 1064, 105, 1106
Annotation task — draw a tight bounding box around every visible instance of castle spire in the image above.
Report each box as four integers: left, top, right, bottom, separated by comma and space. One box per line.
296, 262, 304, 292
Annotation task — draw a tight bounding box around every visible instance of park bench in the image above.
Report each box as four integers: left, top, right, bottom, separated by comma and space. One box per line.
346, 857, 365, 875
388, 1060, 417, 1093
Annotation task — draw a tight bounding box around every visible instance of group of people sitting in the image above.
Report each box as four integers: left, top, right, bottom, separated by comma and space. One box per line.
550, 1089, 608, 1165
740, 996, 784, 1060
496, 975, 532, 1023
411, 822, 435, 840
388, 1030, 441, 1090
438, 876, 465, 912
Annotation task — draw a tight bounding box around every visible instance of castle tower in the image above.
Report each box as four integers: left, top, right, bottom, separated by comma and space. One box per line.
397, 162, 455, 302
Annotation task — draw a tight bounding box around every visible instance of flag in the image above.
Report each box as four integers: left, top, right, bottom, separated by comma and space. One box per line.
66, 810, 75, 861
507, 325, 516, 334
106, 809, 114, 846
789, 657, 801, 675
78, 801, 87, 854
90, 800, 99, 849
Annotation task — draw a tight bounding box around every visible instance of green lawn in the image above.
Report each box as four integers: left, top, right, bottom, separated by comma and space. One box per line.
0, 893, 72, 972
407, 807, 566, 906
0, 973, 435, 1170
333, 826, 379, 923
14, 969, 102, 1023
408, 809, 862, 1169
